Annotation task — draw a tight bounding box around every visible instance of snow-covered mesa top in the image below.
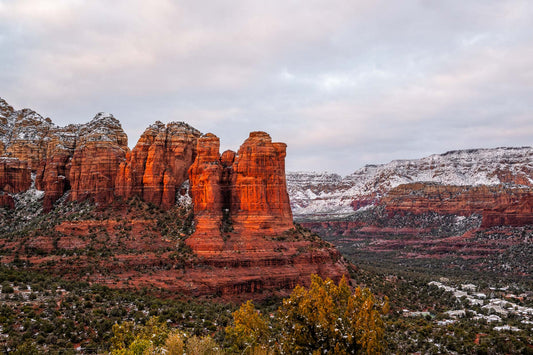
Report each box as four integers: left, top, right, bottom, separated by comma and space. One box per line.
287, 147, 533, 218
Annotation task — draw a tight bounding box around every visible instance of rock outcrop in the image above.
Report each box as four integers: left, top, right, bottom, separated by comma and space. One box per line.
115, 121, 200, 209
0, 98, 349, 298
0, 99, 55, 170
186, 134, 226, 253
482, 194, 533, 227
230, 132, 294, 235
35, 125, 79, 211
181, 132, 347, 296
380, 182, 532, 217
68, 113, 128, 205
0, 158, 31, 194
186, 132, 294, 254
0, 157, 31, 209
0, 99, 14, 155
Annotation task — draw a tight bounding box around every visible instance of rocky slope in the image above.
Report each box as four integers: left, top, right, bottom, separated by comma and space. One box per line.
0, 98, 347, 299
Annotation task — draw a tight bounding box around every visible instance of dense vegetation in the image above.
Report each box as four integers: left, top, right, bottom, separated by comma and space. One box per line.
109, 275, 388, 354
1, 261, 531, 354
0, 266, 234, 353
0, 267, 388, 354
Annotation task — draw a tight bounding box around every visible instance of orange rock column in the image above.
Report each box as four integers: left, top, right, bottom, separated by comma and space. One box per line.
186, 134, 225, 253
230, 132, 294, 236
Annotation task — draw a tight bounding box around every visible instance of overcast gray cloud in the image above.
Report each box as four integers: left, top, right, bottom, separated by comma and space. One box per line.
1, 0, 532, 174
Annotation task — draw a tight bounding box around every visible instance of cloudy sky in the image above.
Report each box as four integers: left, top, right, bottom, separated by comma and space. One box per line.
1, 0, 532, 175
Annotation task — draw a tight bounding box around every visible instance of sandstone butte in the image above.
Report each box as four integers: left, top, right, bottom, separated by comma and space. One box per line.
186, 132, 294, 255
0, 98, 348, 298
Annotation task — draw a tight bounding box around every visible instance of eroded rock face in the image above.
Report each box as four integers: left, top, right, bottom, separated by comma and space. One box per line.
482, 194, 533, 227
182, 131, 350, 293
0, 158, 31, 193
115, 121, 200, 209
0, 101, 55, 170
68, 113, 128, 205
230, 131, 294, 235
380, 182, 531, 217
186, 134, 225, 252
0, 99, 14, 155
0, 98, 349, 298
0, 193, 14, 209
35, 125, 79, 211
34, 116, 126, 211
187, 132, 295, 254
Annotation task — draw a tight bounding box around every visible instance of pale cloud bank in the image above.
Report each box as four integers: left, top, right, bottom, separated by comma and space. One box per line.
1, 0, 532, 174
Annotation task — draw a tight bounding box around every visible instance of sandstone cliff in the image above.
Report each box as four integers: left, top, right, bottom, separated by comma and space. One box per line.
186, 133, 226, 253
0, 157, 31, 208
68, 113, 129, 205
230, 131, 294, 235
380, 182, 532, 217
115, 121, 200, 209
0, 98, 55, 170
482, 194, 533, 227
289, 147, 533, 219
186, 132, 294, 254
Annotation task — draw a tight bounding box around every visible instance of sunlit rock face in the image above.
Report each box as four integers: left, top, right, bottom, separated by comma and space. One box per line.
229, 131, 294, 236
115, 121, 200, 209
184, 132, 347, 294
186, 132, 294, 254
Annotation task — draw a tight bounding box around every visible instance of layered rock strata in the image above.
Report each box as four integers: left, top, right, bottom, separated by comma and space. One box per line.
230, 132, 294, 234
115, 121, 200, 209
187, 134, 226, 252
186, 132, 294, 254
0, 98, 349, 297
68, 113, 129, 205
482, 194, 533, 227
0, 158, 31, 193
0, 157, 31, 208
380, 182, 532, 218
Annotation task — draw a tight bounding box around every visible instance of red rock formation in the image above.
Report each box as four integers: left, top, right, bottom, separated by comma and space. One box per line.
4, 109, 55, 171
0, 158, 31, 193
0, 192, 14, 209
0, 98, 14, 155
482, 194, 533, 227
187, 131, 295, 254
381, 182, 531, 217
36, 153, 72, 211
186, 134, 225, 253
230, 131, 294, 236
68, 113, 128, 205
115, 121, 200, 209
0, 157, 31, 209
35, 125, 79, 211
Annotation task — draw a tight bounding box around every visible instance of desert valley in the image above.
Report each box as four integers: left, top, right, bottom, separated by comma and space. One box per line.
0, 98, 531, 353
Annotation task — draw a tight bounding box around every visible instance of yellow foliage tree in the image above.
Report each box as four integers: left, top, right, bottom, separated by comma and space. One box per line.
225, 300, 270, 352
276, 274, 388, 354
110, 316, 169, 355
